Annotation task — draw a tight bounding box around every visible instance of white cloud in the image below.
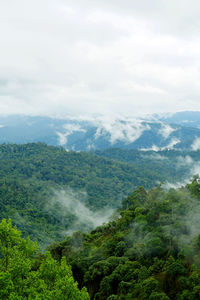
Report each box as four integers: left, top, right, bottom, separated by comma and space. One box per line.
162, 181, 188, 190
177, 155, 193, 167
56, 124, 85, 146
57, 115, 151, 145
164, 138, 180, 150
141, 137, 180, 152
191, 163, 200, 177
141, 145, 160, 152
158, 123, 176, 139
94, 117, 150, 144
1, 1, 200, 116
163, 155, 200, 190
191, 137, 200, 151
49, 188, 114, 235
56, 132, 67, 146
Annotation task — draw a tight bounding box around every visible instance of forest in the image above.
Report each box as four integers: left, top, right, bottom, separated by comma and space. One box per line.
0, 143, 159, 246
0, 143, 195, 246
2, 178, 200, 298
2, 0, 200, 297
49, 179, 200, 299
0, 219, 89, 299
1, 143, 200, 298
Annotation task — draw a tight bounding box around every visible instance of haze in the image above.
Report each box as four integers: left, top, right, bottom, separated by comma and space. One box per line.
1, 0, 200, 117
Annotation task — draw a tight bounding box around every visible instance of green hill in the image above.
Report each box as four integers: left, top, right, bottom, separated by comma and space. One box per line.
0, 143, 172, 247
94, 148, 200, 179
49, 179, 200, 299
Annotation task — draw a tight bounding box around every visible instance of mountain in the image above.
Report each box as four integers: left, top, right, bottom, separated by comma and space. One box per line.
1, 113, 200, 151
0, 142, 178, 247
49, 180, 200, 299
94, 147, 200, 187
1, 143, 200, 247
158, 111, 200, 128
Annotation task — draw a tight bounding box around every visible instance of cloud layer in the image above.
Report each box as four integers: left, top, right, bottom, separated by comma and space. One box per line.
1, 1, 200, 116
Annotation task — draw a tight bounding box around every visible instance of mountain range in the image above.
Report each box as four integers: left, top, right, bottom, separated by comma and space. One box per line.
0, 111, 200, 151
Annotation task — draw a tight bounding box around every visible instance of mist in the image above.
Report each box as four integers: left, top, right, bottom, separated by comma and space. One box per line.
163, 154, 200, 190
191, 137, 200, 151
124, 184, 200, 260
45, 187, 115, 236
158, 123, 176, 139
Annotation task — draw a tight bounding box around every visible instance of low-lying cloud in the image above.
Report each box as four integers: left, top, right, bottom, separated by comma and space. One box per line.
158, 123, 176, 139
163, 154, 200, 190
191, 137, 200, 151
56, 124, 86, 146
94, 117, 150, 144
141, 137, 180, 152
46, 188, 114, 236
56, 115, 151, 147
125, 185, 200, 259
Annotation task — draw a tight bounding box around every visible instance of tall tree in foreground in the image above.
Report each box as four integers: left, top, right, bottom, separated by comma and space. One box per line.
0, 219, 89, 299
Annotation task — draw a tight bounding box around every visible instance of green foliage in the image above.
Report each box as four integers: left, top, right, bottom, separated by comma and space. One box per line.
94, 148, 199, 183
0, 143, 169, 246
3, 143, 200, 298
0, 219, 89, 299
49, 182, 200, 299
1, 143, 200, 248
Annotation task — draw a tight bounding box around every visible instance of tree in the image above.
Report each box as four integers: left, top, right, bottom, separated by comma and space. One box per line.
0, 219, 89, 299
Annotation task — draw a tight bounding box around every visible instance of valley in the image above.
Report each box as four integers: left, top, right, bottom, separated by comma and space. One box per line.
1, 112, 200, 298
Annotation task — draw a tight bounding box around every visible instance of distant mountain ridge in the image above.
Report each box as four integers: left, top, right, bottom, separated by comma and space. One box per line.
158, 111, 200, 128
0, 112, 200, 151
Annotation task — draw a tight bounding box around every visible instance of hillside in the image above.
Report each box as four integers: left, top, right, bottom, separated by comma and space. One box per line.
94, 148, 200, 186
159, 111, 200, 128
1, 143, 199, 247
0, 142, 173, 247
0, 219, 90, 299
1, 114, 200, 151
1, 143, 200, 298
49, 179, 200, 299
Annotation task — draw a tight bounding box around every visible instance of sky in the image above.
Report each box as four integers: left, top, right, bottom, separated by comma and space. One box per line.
1, 0, 200, 117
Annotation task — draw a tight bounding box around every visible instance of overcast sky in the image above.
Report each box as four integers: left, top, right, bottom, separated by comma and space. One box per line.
1, 0, 200, 117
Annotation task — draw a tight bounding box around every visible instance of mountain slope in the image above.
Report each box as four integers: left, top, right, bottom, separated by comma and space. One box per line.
94, 148, 200, 186
0, 143, 173, 246
1, 114, 200, 151
159, 111, 200, 128
49, 180, 200, 299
